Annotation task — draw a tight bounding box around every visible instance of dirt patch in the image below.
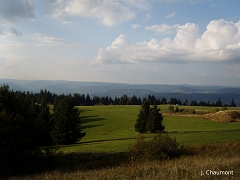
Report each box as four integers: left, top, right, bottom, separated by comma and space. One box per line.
203, 110, 240, 122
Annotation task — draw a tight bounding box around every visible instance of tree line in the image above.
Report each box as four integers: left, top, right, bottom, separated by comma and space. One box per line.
12, 89, 237, 107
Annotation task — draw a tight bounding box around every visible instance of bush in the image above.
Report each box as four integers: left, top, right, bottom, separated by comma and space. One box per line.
128, 134, 183, 163
168, 106, 174, 112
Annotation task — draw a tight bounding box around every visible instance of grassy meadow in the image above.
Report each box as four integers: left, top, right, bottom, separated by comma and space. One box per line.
59, 105, 240, 152
10, 105, 240, 180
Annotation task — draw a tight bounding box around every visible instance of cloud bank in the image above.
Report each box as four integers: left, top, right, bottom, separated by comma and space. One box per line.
32, 33, 77, 46
96, 19, 240, 63
44, 0, 149, 26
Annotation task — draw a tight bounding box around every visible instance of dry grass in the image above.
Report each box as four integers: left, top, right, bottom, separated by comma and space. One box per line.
10, 141, 240, 180
204, 110, 240, 122
164, 109, 240, 123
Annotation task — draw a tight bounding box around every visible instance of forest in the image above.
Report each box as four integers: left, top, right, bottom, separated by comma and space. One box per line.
10, 88, 237, 107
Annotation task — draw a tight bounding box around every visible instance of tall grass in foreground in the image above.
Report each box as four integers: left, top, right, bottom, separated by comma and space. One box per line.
10, 140, 240, 180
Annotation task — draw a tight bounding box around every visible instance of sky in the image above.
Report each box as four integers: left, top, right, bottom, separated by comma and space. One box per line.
0, 0, 240, 86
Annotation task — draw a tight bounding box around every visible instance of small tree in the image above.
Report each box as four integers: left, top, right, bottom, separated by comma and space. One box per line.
135, 101, 164, 133
146, 104, 165, 133
135, 101, 150, 133
51, 97, 85, 145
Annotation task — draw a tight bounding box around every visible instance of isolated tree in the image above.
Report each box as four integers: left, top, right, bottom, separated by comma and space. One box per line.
51, 97, 85, 145
135, 101, 164, 133
135, 100, 150, 133
146, 104, 165, 132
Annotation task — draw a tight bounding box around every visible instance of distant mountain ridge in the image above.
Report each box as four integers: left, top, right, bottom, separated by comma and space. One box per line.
1, 79, 239, 106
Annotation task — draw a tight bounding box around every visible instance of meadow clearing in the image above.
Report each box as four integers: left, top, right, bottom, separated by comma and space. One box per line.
10, 105, 240, 180
60, 105, 240, 152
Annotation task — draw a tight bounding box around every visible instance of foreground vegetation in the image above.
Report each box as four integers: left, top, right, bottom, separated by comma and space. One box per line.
10, 140, 240, 180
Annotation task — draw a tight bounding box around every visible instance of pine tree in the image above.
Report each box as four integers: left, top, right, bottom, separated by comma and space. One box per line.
51, 97, 85, 145
146, 104, 165, 132
135, 101, 165, 133
135, 101, 150, 133
36, 97, 53, 145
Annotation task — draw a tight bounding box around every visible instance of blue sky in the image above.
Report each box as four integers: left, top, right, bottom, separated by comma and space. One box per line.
1, 0, 240, 86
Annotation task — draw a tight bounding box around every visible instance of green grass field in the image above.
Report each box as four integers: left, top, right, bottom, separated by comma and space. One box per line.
59, 105, 240, 152
10, 105, 240, 180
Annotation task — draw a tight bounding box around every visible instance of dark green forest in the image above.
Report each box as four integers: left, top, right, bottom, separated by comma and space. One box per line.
2, 85, 236, 107
0, 85, 85, 177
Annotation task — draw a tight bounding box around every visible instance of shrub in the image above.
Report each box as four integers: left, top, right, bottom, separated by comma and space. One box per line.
168, 106, 174, 112
128, 134, 183, 163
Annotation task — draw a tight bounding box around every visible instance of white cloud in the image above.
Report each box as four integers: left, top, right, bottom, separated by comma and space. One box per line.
96, 19, 240, 64
45, 0, 148, 26
145, 13, 152, 20
166, 12, 175, 18
145, 24, 176, 34
0, 43, 26, 50
31, 33, 78, 46
61, 21, 74, 25
132, 24, 140, 30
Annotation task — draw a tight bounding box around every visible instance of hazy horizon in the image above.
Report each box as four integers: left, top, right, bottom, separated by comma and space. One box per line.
1, 78, 240, 87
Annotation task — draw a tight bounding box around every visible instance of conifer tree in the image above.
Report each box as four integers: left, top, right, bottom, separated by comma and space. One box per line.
51, 97, 85, 145
146, 104, 165, 132
36, 97, 53, 145
135, 101, 165, 133
135, 101, 150, 133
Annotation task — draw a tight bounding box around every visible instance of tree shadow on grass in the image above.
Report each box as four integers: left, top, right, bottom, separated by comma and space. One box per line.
59, 137, 137, 149
53, 151, 128, 172
5, 151, 129, 179
81, 115, 106, 129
